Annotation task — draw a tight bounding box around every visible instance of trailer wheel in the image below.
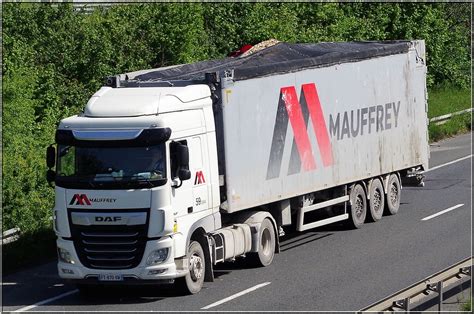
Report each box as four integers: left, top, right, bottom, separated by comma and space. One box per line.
176, 240, 205, 294
367, 179, 385, 222
385, 174, 401, 215
348, 184, 367, 228
250, 218, 275, 267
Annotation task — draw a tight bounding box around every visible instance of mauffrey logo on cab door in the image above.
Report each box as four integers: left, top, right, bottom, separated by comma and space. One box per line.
194, 171, 206, 185
266, 83, 401, 180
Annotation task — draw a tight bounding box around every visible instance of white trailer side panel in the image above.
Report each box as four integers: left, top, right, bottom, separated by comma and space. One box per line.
221, 42, 428, 213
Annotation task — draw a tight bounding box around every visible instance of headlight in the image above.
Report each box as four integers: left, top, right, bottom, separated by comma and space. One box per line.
58, 247, 75, 264
146, 248, 169, 266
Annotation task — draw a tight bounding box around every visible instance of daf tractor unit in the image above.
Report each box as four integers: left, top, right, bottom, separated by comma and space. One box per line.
46, 40, 429, 294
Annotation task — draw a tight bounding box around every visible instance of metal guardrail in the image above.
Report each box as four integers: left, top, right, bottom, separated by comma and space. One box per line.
1, 227, 21, 245
359, 256, 472, 312
430, 108, 473, 125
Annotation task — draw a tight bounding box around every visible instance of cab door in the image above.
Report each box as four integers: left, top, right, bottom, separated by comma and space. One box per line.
170, 136, 209, 217
188, 136, 209, 213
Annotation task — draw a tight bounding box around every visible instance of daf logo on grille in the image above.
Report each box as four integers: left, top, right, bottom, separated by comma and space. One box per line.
71, 212, 147, 226
95, 216, 122, 222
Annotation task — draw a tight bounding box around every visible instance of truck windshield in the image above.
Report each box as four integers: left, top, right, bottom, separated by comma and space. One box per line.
56, 144, 166, 189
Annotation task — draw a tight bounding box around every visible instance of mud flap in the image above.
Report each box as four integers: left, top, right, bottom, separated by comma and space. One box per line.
200, 236, 214, 282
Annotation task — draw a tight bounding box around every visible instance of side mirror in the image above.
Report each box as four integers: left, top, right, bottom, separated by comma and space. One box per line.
46, 169, 56, 183
171, 141, 191, 185
177, 144, 189, 168
178, 169, 191, 181
46, 145, 56, 168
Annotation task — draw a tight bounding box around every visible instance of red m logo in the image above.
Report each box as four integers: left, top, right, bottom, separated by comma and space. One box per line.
69, 194, 92, 206
266, 83, 333, 179
194, 171, 205, 185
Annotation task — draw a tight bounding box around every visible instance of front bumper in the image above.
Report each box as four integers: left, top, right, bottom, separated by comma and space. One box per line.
57, 236, 188, 282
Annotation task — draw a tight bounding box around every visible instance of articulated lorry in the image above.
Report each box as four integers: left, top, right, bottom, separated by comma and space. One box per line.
46, 40, 429, 294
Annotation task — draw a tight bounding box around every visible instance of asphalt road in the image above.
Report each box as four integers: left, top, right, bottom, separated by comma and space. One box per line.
2, 132, 472, 312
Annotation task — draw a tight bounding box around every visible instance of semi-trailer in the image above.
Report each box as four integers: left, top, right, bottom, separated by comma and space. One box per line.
46, 40, 429, 294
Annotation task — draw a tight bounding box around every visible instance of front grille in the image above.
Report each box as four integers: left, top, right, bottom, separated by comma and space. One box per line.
69, 209, 149, 270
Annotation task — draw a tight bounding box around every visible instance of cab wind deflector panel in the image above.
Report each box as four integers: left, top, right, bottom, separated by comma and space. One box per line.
55, 128, 171, 147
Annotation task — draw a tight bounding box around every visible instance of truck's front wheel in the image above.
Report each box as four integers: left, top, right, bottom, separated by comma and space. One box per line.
176, 240, 205, 294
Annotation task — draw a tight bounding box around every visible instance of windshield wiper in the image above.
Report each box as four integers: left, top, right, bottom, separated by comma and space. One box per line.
135, 176, 156, 188
115, 175, 155, 188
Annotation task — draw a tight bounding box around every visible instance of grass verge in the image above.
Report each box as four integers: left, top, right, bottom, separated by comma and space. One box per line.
428, 86, 471, 142
428, 86, 471, 119
429, 112, 472, 143
2, 228, 57, 275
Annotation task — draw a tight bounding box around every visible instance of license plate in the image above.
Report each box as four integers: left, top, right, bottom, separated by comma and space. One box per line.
98, 274, 124, 281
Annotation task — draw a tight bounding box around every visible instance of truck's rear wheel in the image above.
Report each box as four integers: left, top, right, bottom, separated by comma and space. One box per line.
249, 218, 275, 267
348, 184, 367, 228
367, 178, 385, 222
385, 174, 401, 215
176, 240, 205, 294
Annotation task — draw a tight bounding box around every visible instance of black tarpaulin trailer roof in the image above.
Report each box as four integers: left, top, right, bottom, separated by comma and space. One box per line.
133, 40, 411, 82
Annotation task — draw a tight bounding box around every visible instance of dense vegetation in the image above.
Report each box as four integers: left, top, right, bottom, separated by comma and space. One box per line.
1, 3, 471, 270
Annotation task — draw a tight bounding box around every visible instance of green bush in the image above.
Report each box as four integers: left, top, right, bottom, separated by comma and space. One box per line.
1, 3, 471, 248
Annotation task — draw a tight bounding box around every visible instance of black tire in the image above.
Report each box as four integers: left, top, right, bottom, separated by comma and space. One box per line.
249, 218, 276, 267
176, 240, 205, 295
367, 178, 385, 222
385, 174, 401, 215
347, 184, 367, 229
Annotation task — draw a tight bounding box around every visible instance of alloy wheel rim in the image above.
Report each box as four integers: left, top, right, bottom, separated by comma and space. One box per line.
355, 194, 364, 218
189, 253, 203, 281
390, 184, 398, 206
261, 228, 271, 256
373, 189, 382, 212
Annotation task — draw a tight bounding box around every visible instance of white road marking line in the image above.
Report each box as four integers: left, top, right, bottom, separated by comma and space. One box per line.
14, 289, 78, 312
2, 282, 18, 286
201, 282, 271, 310
421, 204, 464, 221
424, 155, 472, 173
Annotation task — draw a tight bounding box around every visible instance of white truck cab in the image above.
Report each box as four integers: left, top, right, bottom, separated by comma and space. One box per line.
50, 85, 231, 293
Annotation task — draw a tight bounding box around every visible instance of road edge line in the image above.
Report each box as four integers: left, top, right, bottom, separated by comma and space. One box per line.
421, 204, 464, 221
201, 282, 271, 310
13, 289, 79, 312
